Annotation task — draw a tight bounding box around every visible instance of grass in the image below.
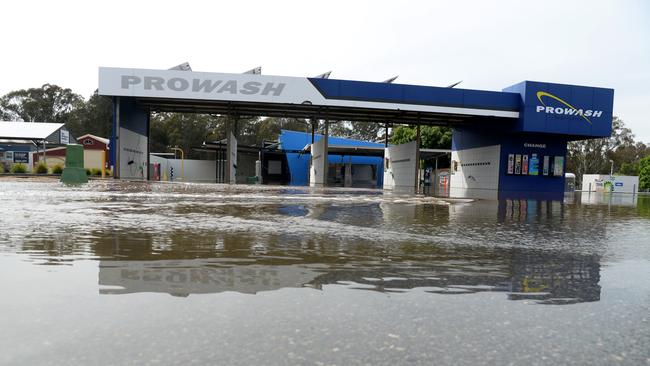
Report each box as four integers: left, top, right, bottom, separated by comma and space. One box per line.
35, 163, 48, 174
10, 163, 27, 174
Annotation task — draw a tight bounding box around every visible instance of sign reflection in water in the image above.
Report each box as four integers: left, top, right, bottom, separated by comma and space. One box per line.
95, 197, 601, 304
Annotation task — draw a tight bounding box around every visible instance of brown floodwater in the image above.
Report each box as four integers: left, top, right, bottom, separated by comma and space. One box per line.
1, 179, 649, 365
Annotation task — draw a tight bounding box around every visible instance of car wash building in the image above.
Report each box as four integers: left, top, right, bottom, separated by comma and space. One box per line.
98, 66, 613, 199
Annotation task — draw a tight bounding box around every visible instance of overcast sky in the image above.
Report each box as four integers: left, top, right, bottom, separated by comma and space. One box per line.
1, 0, 648, 141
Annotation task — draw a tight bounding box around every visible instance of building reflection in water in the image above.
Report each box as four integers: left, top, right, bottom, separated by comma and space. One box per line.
12, 193, 606, 304
97, 230, 601, 305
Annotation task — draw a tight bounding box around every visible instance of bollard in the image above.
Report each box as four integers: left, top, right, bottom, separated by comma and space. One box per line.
60, 144, 88, 185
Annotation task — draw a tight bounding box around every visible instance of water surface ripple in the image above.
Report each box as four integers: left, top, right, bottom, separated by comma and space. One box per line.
1, 180, 649, 365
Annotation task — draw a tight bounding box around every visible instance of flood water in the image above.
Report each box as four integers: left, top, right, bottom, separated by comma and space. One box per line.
1, 179, 649, 365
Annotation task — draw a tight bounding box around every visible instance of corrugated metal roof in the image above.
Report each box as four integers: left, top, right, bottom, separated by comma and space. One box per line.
0, 121, 65, 140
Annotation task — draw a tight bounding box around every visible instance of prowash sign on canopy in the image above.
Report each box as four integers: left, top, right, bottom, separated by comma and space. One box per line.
98, 67, 521, 118
503, 81, 614, 137
98, 66, 614, 198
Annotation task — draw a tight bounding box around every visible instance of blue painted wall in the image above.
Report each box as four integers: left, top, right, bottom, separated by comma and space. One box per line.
498, 134, 567, 199
279, 130, 384, 186
452, 128, 567, 199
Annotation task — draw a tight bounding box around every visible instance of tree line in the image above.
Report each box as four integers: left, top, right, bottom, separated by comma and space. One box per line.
1, 83, 649, 189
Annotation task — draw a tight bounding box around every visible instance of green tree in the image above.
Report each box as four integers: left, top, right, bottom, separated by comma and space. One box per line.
247, 117, 310, 145
639, 156, 650, 191
390, 125, 452, 149
149, 113, 222, 159
327, 121, 384, 141
0, 84, 83, 124
66, 92, 113, 138
618, 162, 640, 176
566, 116, 636, 185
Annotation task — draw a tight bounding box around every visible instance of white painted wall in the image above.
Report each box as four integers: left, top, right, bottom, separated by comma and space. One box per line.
309, 138, 327, 186
582, 174, 639, 193
383, 141, 417, 190
119, 127, 148, 180
449, 144, 501, 199
84, 149, 104, 170
150, 155, 217, 183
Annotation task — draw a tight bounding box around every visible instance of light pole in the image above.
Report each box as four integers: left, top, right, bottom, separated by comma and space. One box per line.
609, 159, 614, 176
170, 147, 185, 181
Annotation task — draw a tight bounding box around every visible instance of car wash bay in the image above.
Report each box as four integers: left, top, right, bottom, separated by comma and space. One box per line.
99, 67, 613, 198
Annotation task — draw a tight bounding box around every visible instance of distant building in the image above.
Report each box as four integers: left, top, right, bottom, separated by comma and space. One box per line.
33, 134, 109, 171
581, 174, 639, 193
278, 130, 385, 188
0, 122, 74, 172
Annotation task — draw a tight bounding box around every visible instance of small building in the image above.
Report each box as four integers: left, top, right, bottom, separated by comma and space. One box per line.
0, 121, 75, 172
278, 130, 385, 188
581, 174, 639, 193
76, 134, 109, 171
33, 134, 110, 171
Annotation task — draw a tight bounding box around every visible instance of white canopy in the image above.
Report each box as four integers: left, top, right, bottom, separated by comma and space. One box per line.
0, 121, 65, 140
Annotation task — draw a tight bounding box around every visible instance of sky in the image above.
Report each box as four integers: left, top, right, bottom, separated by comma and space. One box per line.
1, 0, 649, 141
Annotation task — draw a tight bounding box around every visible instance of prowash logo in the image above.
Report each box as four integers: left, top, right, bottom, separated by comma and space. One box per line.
120, 75, 286, 96
535, 91, 602, 124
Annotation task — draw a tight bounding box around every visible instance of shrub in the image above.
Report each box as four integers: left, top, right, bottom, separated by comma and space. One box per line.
640, 156, 650, 191
85, 168, 92, 176
105, 169, 112, 177
10, 163, 27, 174
0, 164, 4, 174
52, 164, 64, 174
35, 162, 49, 174
91, 168, 102, 176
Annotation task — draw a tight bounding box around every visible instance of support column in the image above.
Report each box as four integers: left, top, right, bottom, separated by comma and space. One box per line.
323, 118, 329, 185
225, 117, 237, 184
344, 155, 352, 187
112, 97, 148, 180
112, 97, 120, 179
415, 124, 421, 193
434, 156, 439, 196
309, 118, 329, 187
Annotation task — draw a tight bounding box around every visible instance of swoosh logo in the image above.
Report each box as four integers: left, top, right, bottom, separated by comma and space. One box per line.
536, 91, 592, 125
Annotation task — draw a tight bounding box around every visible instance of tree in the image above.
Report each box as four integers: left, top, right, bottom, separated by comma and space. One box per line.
0, 84, 83, 124
66, 92, 113, 138
391, 125, 452, 149
327, 121, 384, 141
639, 156, 650, 191
247, 117, 310, 145
149, 113, 222, 159
618, 162, 640, 176
566, 116, 638, 185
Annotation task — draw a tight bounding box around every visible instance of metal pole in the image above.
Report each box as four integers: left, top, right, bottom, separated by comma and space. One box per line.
311, 119, 315, 144
324, 118, 329, 186
115, 97, 121, 179
435, 156, 438, 196
385, 122, 389, 147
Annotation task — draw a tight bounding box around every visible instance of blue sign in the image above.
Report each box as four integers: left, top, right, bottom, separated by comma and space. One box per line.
615, 182, 624, 187
13, 152, 29, 163
504, 81, 614, 138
